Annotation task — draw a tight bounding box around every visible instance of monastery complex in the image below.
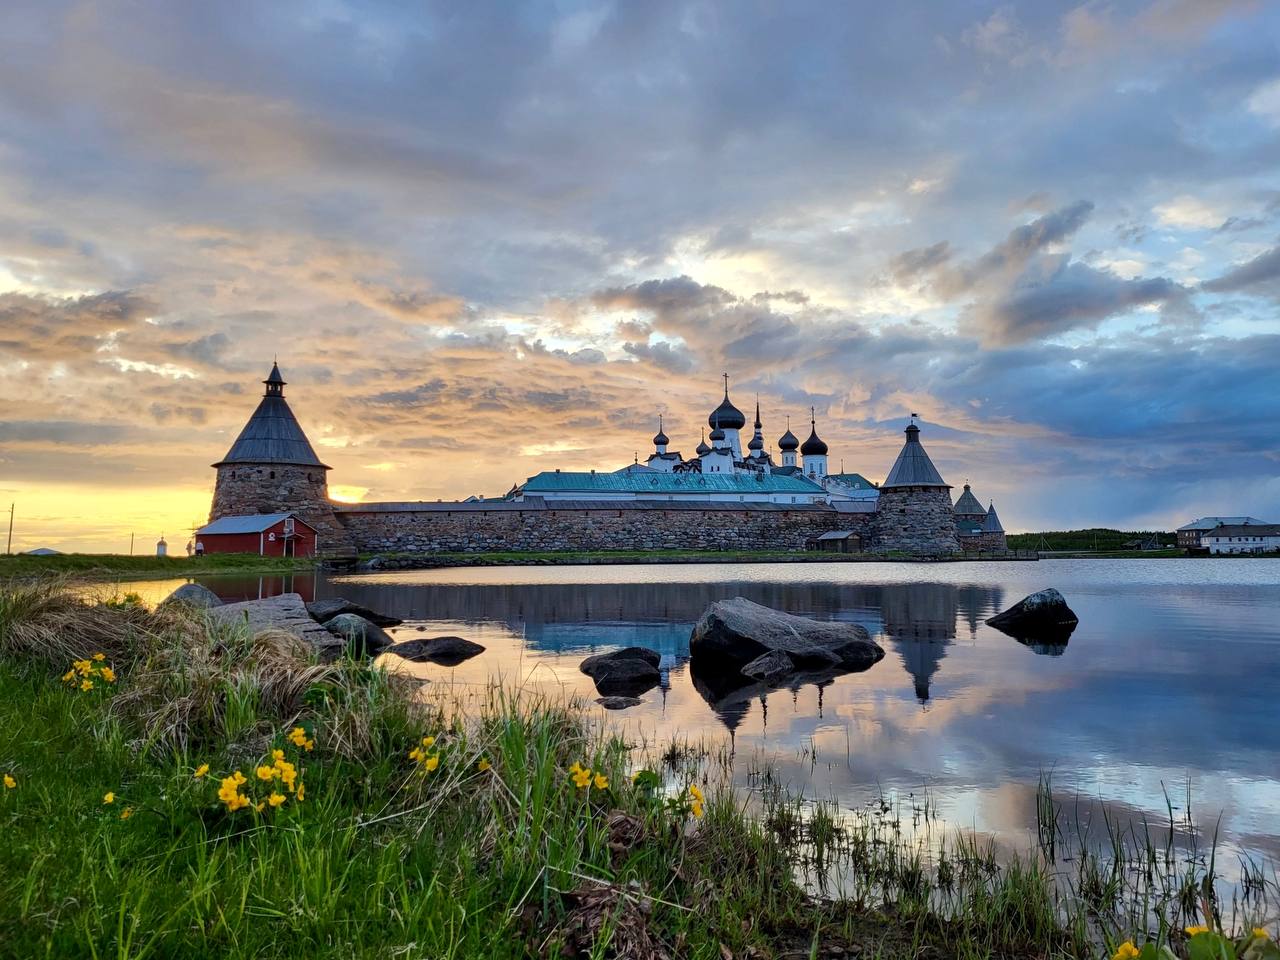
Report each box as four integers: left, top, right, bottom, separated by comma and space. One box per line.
204, 364, 1007, 558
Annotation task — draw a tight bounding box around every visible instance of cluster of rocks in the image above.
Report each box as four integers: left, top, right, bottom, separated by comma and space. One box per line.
158, 585, 486, 665
577, 597, 892, 712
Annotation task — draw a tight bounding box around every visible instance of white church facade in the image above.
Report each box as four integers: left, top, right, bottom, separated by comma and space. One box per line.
511, 378, 885, 507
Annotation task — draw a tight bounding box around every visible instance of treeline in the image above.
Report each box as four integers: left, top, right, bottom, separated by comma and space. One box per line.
1005, 528, 1177, 552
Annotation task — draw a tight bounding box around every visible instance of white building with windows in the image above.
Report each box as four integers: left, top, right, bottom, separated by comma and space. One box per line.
1202, 523, 1280, 554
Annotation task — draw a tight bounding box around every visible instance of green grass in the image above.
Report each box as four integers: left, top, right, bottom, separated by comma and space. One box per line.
0, 551, 318, 581
1006, 529, 1177, 552
0, 581, 1274, 958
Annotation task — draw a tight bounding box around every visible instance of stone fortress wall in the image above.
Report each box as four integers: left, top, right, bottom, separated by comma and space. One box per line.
211, 463, 352, 547
333, 502, 870, 554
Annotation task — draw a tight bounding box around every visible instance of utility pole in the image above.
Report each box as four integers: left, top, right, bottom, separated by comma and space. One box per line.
129, 533, 134, 556
5, 503, 12, 555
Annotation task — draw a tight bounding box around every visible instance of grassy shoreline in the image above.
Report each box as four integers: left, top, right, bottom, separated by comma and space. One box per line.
0, 580, 1275, 958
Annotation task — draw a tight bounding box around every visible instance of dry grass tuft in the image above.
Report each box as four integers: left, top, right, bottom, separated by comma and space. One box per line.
0, 577, 157, 669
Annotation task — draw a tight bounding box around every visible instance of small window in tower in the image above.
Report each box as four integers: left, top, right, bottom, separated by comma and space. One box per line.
231, 471, 236, 480
269, 471, 275, 479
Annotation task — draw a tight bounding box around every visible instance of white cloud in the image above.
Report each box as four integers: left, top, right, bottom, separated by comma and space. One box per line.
1245, 77, 1280, 127
1153, 195, 1225, 230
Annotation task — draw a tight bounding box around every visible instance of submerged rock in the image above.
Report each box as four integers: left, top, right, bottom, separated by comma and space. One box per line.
740, 649, 796, 683
158, 583, 223, 610
579, 647, 661, 697
986, 588, 1079, 644
388, 636, 486, 665
690, 597, 884, 672
306, 598, 402, 627
208, 593, 342, 656
595, 696, 644, 710
324, 613, 395, 657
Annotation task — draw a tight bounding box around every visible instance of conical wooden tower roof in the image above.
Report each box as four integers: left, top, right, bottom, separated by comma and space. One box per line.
954, 483, 984, 515
213, 363, 329, 469
881, 421, 948, 488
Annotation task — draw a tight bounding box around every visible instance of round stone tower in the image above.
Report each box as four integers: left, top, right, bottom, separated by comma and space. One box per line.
210, 363, 350, 548
872, 420, 960, 556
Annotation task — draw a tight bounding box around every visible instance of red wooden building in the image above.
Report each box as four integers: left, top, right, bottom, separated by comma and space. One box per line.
194, 512, 318, 558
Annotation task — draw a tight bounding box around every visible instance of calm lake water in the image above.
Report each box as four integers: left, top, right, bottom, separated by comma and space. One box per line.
132, 559, 1280, 869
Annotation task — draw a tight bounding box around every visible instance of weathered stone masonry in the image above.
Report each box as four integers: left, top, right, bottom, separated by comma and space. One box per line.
334, 501, 869, 554
211, 462, 351, 547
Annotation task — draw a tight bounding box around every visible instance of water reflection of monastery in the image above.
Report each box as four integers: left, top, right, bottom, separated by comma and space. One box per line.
330, 578, 1006, 724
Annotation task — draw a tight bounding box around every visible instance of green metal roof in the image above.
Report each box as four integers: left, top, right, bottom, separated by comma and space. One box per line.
522, 470, 826, 495
827, 472, 877, 491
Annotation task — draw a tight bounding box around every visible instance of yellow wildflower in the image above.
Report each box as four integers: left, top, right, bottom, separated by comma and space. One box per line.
1185, 924, 1210, 937
422, 736, 435, 748
295, 783, 304, 802
288, 727, 307, 746
271, 749, 285, 762
218, 771, 251, 811
688, 783, 705, 818
303, 739, 314, 752
100, 667, 116, 683
62, 670, 76, 682
120, 807, 133, 819
256, 765, 277, 782
274, 758, 297, 792
255, 801, 265, 812
73, 659, 92, 676
1111, 941, 1140, 960
193, 763, 209, 779
408, 746, 425, 763
80, 679, 94, 692
571, 767, 591, 789
103, 792, 115, 804
1253, 928, 1270, 941
3, 774, 14, 789
424, 754, 439, 773
268, 792, 286, 808
92, 652, 105, 661
593, 773, 609, 790
477, 758, 491, 772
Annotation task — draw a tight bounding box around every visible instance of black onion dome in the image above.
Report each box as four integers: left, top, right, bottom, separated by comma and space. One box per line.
708, 391, 746, 430
778, 428, 799, 451
748, 434, 763, 451
708, 426, 726, 442
800, 416, 828, 456
696, 438, 711, 455
652, 417, 669, 446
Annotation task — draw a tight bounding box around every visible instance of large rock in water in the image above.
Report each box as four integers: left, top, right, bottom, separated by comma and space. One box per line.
306, 598, 402, 627
986, 588, 1079, 644
324, 613, 395, 657
207, 593, 342, 657
158, 583, 223, 610
579, 647, 661, 697
690, 598, 884, 672
387, 636, 486, 665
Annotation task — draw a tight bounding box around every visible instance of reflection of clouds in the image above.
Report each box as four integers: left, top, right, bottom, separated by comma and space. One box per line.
168, 560, 1280, 862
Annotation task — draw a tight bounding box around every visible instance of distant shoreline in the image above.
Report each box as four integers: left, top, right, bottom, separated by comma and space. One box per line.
2, 546, 1255, 583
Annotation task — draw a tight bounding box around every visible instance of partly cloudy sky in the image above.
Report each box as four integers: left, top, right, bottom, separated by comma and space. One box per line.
3, 0, 1280, 551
